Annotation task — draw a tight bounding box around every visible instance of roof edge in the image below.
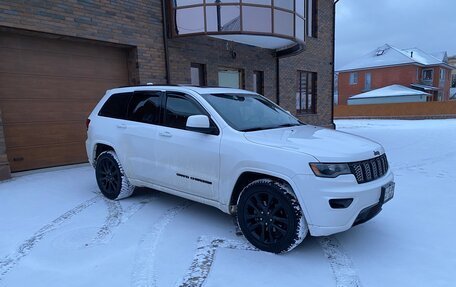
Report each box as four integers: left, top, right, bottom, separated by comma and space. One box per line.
337, 62, 423, 73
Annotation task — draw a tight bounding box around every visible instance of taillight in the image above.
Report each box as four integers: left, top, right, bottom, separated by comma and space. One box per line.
86, 119, 91, 130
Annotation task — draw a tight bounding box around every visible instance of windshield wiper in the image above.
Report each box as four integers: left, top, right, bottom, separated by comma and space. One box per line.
240, 123, 301, 132
275, 123, 301, 128
240, 127, 275, 132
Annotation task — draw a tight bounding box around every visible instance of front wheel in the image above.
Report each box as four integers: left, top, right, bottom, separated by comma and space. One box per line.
237, 179, 308, 253
95, 150, 135, 200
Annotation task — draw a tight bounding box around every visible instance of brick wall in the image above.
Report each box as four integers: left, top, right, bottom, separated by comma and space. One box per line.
167, 0, 335, 129
338, 65, 419, 105
437, 67, 453, 101
279, 0, 334, 128
168, 36, 277, 102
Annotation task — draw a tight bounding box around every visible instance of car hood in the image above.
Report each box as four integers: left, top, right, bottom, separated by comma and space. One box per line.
243, 125, 384, 162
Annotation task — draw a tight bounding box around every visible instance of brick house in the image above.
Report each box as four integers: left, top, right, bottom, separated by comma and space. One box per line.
337, 44, 453, 105
0, 1, 335, 180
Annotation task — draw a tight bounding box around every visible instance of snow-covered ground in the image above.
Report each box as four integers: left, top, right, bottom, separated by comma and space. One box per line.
0, 119, 455, 287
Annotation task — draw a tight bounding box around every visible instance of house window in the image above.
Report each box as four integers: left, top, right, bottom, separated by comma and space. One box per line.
422, 69, 433, 81
190, 63, 206, 86
307, 0, 318, 38
296, 71, 317, 114
452, 74, 456, 88
349, 72, 358, 85
440, 69, 446, 82
253, 71, 264, 95
364, 72, 372, 91
218, 68, 244, 89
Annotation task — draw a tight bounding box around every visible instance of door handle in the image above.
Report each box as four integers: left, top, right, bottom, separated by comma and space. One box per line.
159, 131, 172, 138
117, 124, 127, 129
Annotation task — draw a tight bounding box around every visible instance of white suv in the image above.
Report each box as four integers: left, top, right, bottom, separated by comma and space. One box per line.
86, 85, 394, 253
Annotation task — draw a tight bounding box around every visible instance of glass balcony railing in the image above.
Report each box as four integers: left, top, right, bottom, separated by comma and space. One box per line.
169, 0, 306, 52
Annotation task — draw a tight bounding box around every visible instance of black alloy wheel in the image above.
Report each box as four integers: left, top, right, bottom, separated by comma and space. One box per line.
237, 179, 306, 253
96, 153, 122, 200
244, 191, 289, 244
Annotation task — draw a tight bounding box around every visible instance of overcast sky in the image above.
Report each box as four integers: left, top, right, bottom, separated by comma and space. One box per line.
335, 0, 456, 69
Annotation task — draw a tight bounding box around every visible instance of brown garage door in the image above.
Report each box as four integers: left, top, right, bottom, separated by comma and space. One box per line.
0, 32, 129, 172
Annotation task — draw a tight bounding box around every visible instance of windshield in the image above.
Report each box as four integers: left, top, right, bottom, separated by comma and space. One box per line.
201, 93, 302, 132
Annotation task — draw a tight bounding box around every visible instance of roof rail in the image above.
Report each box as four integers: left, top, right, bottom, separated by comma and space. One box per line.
114, 83, 182, 89
113, 84, 240, 89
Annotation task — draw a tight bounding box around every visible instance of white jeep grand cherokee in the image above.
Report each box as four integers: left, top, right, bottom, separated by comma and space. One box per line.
86, 85, 394, 253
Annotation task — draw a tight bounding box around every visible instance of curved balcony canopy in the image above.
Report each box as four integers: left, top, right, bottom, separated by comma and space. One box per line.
170, 0, 306, 54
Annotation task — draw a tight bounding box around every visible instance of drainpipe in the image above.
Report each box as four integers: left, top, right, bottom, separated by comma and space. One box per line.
161, 0, 171, 84
331, 0, 339, 129
276, 56, 280, 105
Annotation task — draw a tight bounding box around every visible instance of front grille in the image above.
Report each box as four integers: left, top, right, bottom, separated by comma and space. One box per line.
348, 154, 389, 184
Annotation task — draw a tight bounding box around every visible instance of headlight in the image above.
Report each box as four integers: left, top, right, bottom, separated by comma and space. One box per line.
309, 163, 351, 178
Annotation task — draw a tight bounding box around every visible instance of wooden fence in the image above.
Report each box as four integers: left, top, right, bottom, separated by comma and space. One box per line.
334, 101, 456, 119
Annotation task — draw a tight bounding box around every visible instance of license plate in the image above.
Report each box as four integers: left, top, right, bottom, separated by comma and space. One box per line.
382, 182, 395, 203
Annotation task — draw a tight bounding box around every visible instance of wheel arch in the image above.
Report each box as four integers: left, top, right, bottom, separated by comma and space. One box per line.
92, 142, 116, 166
229, 171, 297, 215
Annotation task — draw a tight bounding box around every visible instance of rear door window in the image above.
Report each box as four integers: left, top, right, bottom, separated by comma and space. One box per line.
127, 91, 162, 125
98, 92, 132, 119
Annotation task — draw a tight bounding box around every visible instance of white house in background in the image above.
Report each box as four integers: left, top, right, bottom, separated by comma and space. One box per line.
347, 84, 432, 105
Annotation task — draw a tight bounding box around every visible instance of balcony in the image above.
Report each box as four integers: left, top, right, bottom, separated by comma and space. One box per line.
169, 0, 306, 55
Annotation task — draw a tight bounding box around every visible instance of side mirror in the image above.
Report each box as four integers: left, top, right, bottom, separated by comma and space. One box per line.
186, 115, 214, 134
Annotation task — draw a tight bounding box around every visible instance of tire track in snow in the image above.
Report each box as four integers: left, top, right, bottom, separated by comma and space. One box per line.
88, 197, 123, 245
178, 236, 362, 287
88, 195, 157, 246
0, 195, 100, 281
131, 200, 192, 287
317, 236, 362, 287
177, 236, 257, 287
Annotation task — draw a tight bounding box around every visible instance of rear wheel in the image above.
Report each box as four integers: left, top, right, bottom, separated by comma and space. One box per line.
237, 179, 308, 253
95, 151, 135, 200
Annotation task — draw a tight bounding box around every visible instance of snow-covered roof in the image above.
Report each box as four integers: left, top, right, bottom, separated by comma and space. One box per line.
410, 83, 440, 91
338, 44, 450, 72
349, 85, 431, 100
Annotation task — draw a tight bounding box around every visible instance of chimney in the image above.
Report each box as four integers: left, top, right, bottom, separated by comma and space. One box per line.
411, 51, 414, 58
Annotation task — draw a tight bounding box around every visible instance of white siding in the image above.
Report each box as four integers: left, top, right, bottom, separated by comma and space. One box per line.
348, 95, 429, 105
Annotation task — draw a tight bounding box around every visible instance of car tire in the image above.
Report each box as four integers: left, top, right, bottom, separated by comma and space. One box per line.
95, 150, 135, 200
237, 179, 308, 253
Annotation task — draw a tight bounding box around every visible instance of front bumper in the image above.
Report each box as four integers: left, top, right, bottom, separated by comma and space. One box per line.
292, 170, 394, 236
